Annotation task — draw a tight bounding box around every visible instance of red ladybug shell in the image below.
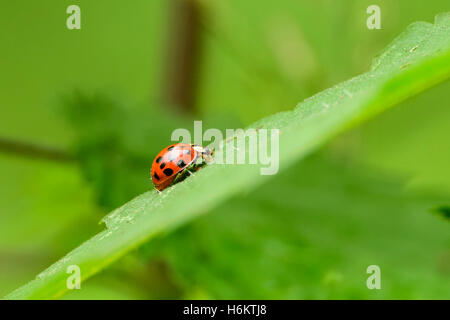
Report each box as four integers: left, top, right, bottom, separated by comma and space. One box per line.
151, 143, 198, 191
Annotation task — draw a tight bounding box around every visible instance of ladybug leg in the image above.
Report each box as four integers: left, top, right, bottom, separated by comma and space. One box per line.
170, 160, 208, 186
186, 161, 200, 175
172, 166, 194, 184
172, 171, 186, 184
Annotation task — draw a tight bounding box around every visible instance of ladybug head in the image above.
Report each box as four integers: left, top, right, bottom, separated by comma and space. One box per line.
202, 146, 214, 163
192, 145, 214, 163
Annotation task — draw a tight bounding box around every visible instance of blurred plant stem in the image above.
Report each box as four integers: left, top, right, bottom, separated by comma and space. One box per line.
161, 0, 203, 114
0, 137, 74, 162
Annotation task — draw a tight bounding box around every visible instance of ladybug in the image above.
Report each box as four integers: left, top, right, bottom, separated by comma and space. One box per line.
151, 143, 213, 191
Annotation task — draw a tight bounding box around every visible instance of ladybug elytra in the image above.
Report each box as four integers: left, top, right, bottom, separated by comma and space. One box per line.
151, 143, 213, 191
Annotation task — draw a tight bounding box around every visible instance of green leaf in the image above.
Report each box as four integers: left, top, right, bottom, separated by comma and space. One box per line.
5, 13, 450, 299
161, 154, 450, 299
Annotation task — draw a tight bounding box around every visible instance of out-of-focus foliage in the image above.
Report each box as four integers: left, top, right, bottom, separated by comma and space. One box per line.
0, 0, 449, 299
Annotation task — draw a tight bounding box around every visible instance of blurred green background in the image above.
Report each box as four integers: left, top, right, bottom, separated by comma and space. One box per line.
0, 0, 449, 299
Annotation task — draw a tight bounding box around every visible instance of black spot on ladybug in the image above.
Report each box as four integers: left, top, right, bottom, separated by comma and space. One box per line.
153, 173, 160, 180
163, 168, 174, 176
167, 146, 174, 151
159, 162, 166, 169
156, 156, 163, 163
177, 160, 186, 168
